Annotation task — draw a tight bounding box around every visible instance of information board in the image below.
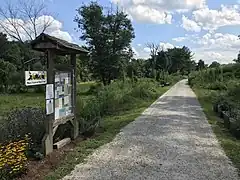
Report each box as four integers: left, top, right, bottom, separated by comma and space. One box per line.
54, 72, 73, 120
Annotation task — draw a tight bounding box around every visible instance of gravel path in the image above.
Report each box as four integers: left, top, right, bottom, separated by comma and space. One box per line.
63, 80, 239, 180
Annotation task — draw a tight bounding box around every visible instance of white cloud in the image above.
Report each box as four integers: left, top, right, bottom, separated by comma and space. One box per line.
193, 49, 236, 64
193, 5, 240, 31
113, 0, 206, 24
0, 15, 73, 42
181, 4, 240, 32
195, 33, 240, 50
160, 42, 174, 51
191, 32, 240, 64
181, 15, 201, 32
128, 5, 172, 24
50, 30, 72, 42
143, 47, 151, 53
172, 36, 186, 42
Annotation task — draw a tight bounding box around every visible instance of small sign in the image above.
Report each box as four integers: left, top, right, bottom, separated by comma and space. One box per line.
25, 71, 47, 86
46, 84, 54, 99
46, 99, 54, 115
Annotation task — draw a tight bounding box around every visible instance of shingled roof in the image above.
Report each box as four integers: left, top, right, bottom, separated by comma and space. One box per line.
31, 33, 89, 55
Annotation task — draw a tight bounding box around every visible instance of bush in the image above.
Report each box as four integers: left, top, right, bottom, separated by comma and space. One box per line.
78, 97, 102, 136
206, 81, 227, 90
130, 81, 158, 99
96, 81, 131, 115
0, 108, 46, 155
87, 83, 103, 95
76, 79, 162, 137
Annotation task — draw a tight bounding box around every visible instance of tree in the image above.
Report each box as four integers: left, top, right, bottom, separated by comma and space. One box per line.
159, 46, 193, 74
75, 2, 135, 85
127, 58, 145, 79
196, 59, 205, 70
209, 61, 220, 68
0, 0, 53, 42
233, 51, 240, 63
146, 43, 159, 78
0, 59, 17, 92
155, 50, 172, 72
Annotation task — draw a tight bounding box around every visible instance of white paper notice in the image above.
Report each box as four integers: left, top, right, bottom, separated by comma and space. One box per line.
46, 99, 54, 115
55, 74, 60, 83
46, 84, 54, 99
59, 98, 63, 108
65, 77, 69, 84
64, 96, 69, 105
55, 107, 59, 120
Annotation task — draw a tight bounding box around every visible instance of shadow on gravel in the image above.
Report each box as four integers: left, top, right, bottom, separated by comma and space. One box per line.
63, 95, 239, 180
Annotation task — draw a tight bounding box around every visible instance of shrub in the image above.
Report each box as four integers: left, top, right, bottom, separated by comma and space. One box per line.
0, 108, 46, 155
76, 79, 162, 137
78, 97, 102, 136
130, 81, 157, 99
87, 83, 103, 95
96, 81, 131, 115
206, 81, 227, 91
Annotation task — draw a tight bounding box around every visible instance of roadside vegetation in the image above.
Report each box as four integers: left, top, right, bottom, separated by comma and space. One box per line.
0, 1, 188, 179
188, 63, 240, 173
2, 0, 240, 179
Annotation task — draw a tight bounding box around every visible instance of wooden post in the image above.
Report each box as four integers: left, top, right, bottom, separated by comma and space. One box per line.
70, 54, 79, 139
42, 50, 54, 155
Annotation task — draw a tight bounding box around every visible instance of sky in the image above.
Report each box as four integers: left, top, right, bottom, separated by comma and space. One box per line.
1, 0, 240, 64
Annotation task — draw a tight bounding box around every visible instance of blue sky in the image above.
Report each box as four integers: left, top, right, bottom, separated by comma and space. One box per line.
1, 0, 240, 64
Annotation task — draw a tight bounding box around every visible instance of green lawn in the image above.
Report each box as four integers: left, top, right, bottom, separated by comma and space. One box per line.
0, 82, 95, 124
44, 86, 170, 180
0, 93, 44, 115
0, 82, 95, 114
194, 88, 240, 175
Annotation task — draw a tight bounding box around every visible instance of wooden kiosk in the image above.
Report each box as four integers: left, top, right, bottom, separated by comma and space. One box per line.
31, 33, 89, 155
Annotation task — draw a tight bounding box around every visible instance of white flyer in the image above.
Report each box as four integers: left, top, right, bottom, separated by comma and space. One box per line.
64, 96, 69, 105
55, 74, 60, 83
46, 84, 54, 99
59, 98, 63, 108
55, 107, 59, 120
46, 99, 54, 115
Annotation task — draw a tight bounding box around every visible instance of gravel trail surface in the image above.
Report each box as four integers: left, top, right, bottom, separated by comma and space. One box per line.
63, 80, 239, 180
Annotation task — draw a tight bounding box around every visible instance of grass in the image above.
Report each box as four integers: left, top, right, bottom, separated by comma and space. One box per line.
0, 82, 95, 117
44, 86, 170, 180
0, 79, 172, 179
193, 87, 240, 174
77, 81, 96, 93
0, 93, 44, 119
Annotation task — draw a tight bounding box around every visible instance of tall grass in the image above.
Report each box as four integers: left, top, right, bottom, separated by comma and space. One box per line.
77, 79, 164, 135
